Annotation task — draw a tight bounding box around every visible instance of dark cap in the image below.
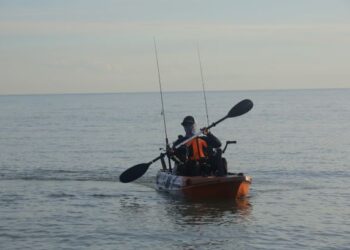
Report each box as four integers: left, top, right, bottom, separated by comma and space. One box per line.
181, 116, 195, 126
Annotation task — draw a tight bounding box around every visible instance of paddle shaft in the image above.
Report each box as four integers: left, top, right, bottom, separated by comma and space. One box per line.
148, 153, 165, 165
174, 115, 228, 149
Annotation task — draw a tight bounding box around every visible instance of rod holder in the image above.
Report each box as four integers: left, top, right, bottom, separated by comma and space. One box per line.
223, 140, 237, 154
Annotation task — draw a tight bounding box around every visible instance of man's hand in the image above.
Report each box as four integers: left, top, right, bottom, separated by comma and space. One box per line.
201, 127, 210, 135
166, 147, 175, 157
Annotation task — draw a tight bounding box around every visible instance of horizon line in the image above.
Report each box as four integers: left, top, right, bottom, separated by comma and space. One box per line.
0, 86, 349, 97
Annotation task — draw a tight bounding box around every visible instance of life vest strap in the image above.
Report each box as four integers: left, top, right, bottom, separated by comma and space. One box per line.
186, 137, 208, 161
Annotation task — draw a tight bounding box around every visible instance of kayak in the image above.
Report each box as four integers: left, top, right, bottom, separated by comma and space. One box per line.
155, 170, 252, 200
118, 99, 254, 190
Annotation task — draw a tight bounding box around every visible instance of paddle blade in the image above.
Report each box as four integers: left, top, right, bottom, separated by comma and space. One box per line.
227, 99, 253, 118
119, 163, 150, 183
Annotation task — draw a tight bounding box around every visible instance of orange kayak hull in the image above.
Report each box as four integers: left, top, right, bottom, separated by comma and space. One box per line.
155, 170, 252, 200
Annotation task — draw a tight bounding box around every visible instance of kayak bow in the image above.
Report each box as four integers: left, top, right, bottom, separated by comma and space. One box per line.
155, 170, 252, 200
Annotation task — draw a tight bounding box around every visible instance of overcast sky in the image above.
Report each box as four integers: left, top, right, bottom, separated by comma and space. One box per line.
0, 0, 349, 95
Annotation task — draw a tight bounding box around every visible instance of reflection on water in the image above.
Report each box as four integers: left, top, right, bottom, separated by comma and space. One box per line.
161, 194, 252, 225
120, 177, 253, 227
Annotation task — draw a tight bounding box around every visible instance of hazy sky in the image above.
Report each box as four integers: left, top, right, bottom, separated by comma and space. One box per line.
0, 0, 349, 94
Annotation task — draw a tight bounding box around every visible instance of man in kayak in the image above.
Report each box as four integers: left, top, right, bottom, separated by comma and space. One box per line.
171, 116, 226, 176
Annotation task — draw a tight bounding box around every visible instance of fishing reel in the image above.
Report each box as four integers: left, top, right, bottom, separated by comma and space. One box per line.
159, 147, 170, 171
159, 147, 183, 170
159, 147, 167, 153
159, 146, 175, 157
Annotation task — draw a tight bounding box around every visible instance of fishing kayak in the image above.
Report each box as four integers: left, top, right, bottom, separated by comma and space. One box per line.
155, 170, 252, 200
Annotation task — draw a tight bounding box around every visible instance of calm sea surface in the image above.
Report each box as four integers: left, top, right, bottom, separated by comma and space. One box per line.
0, 89, 349, 250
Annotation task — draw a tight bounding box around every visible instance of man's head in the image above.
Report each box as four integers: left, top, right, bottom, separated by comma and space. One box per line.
181, 116, 195, 126
181, 116, 196, 136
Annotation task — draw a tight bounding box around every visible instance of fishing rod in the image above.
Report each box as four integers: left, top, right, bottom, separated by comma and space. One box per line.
196, 43, 210, 126
153, 37, 172, 170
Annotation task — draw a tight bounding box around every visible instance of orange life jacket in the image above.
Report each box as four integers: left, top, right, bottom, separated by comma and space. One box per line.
186, 137, 208, 160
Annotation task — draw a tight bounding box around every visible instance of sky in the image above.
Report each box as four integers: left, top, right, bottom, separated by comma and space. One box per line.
0, 0, 349, 95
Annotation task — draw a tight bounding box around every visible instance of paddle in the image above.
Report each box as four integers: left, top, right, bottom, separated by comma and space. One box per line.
119, 99, 253, 183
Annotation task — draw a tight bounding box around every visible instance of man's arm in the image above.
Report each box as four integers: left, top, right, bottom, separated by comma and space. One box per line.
203, 131, 222, 148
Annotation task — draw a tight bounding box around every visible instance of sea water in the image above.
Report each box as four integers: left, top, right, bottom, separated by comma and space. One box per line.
0, 89, 349, 249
